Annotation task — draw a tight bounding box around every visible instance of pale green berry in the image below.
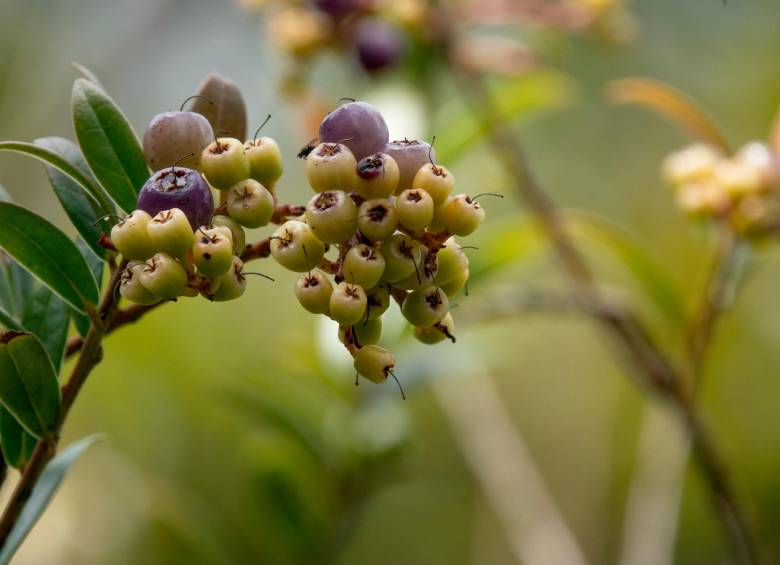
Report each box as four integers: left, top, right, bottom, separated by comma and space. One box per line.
353, 345, 395, 384
226, 179, 275, 228
429, 198, 450, 233
442, 194, 485, 236
147, 208, 194, 258
393, 249, 437, 290
401, 285, 449, 328
357, 198, 397, 241
306, 142, 357, 192
111, 210, 157, 261
294, 271, 333, 314
354, 153, 400, 199
436, 238, 469, 285
413, 312, 455, 345
244, 136, 283, 187
119, 263, 159, 305
211, 215, 246, 255
440, 268, 468, 297
380, 234, 422, 283
365, 284, 390, 320
304, 190, 358, 243
193, 227, 234, 277
210, 257, 247, 301
339, 318, 382, 347
412, 163, 454, 205
343, 244, 385, 288
396, 188, 434, 231
200, 137, 251, 190
329, 282, 367, 325
138, 253, 188, 299
270, 220, 326, 272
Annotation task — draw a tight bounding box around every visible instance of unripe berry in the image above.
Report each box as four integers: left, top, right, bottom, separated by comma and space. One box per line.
147, 208, 194, 258
210, 257, 247, 301
339, 318, 382, 346
244, 137, 283, 188
319, 101, 389, 161
138, 253, 188, 299
358, 199, 397, 241
329, 282, 367, 325
226, 179, 275, 228
413, 313, 455, 345
440, 268, 468, 297
270, 220, 326, 272
396, 189, 434, 231
429, 198, 450, 233
119, 263, 159, 305
442, 194, 485, 236
201, 138, 251, 190
401, 285, 449, 328
111, 210, 157, 261
380, 234, 422, 283
143, 111, 214, 172
436, 238, 469, 285
354, 153, 399, 199
413, 163, 454, 205
137, 167, 214, 229
193, 227, 234, 277
306, 143, 357, 192
211, 215, 246, 255
343, 244, 386, 288
353, 344, 395, 384
304, 190, 358, 243
382, 139, 434, 193
295, 271, 333, 314
365, 284, 390, 320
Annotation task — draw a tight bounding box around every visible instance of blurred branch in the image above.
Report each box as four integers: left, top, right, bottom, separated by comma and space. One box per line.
435, 371, 589, 565
451, 63, 761, 564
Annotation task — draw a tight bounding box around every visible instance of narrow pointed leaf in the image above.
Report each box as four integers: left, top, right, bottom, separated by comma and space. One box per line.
0, 185, 10, 202
0, 408, 36, 470
0, 203, 99, 313
34, 137, 110, 258
71, 61, 104, 90
72, 78, 149, 212
72, 239, 104, 337
0, 331, 60, 439
0, 435, 102, 565
21, 286, 69, 373
0, 141, 112, 214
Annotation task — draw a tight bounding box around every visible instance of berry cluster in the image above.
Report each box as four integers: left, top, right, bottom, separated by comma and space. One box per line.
662, 141, 780, 240
113, 103, 286, 305
273, 100, 489, 391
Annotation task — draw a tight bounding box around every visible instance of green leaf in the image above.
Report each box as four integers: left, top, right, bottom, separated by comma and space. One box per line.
34, 137, 110, 258
0, 307, 20, 331
72, 239, 104, 337
0, 141, 112, 215
21, 286, 69, 373
0, 435, 101, 565
0, 255, 34, 321
71, 78, 149, 212
191, 73, 248, 140
0, 331, 60, 439
0, 185, 10, 202
0, 203, 100, 313
0, 408, 36, 470
433, 71, 572, 163
71, 61, 104, 90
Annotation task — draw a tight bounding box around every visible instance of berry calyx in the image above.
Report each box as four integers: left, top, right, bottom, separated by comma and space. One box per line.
401, 285, 449, 327
200, 137, 251, 190
357, 199, 397, 241
137, 166, 214, 229
319, 101, 389, 161
138, 253, 188, 299
343, 244, 386, 288
226, 179, 275, 228
413, 313, 456, 345
365, 284, 390, 320
353, 345, 395, 384
270, 220, 326, 272
329, 282, 367, 325
119, 263, 159, 305
295, 271, 333, 314
304, 190, 358, 243
143, 110, 214, 172
210, 257, 248, 301
413, 162, 454, 205
147, 208, 194, 258
110, 210, 157, 261
395, 188, 434, 231
193, 227, 234, 277
305, 142, 358, 192
380, 234, 422, 283
442, 194, 486, 236
354, 153, 400, 199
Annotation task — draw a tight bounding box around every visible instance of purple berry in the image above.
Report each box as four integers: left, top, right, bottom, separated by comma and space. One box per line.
137, 167, 214, 229
382, 139, 435, 193
355, 18, 405, 74
313, 0, 357, 18
143, 111, 214, 172
319, 101, 389, 161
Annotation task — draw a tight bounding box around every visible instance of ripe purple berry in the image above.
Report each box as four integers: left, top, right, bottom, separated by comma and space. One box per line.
319, 101, 389, 161
382, 139, 434, 193
143, 110, 214, 172
137, 167, 214, 230
355, 153, 400, 199
355, 18, 405, 74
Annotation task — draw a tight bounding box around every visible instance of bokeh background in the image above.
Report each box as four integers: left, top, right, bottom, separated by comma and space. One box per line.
1, 0, 780, 563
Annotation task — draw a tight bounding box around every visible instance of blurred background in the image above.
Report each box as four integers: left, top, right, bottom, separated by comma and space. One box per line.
1, 0, 780, 563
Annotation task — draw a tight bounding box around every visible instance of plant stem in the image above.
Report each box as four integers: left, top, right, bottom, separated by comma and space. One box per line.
454, 68, 761, 564
0, 261, 126, 548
